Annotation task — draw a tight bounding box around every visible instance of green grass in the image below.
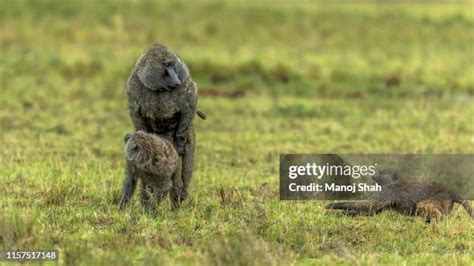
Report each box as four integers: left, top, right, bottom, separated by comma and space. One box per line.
1, 0, 474, 265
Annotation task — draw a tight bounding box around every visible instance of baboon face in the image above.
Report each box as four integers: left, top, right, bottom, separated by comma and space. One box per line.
137, 45, 189, 92
124, 131, 152, 164
372, 170, 399, 186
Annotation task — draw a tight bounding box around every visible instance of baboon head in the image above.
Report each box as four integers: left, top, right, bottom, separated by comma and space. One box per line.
124, 131, 153, 165
372, 169, 401, 186
136, 44, 189, 92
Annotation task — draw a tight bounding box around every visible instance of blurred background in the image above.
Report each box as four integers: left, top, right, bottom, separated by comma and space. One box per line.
3, 0, 473, 98
2, 0, 473, 152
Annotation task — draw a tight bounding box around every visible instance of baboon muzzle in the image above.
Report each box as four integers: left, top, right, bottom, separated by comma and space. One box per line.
166, 67, 181, 88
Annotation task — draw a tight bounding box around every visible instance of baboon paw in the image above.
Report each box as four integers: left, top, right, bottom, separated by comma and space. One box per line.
118, 199, 127, 210
179, 189, 188, 202
171, 200, 181, 210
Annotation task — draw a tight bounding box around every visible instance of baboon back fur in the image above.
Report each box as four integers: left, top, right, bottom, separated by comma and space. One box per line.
326, 170, 473, 220
119, 131, 182, 209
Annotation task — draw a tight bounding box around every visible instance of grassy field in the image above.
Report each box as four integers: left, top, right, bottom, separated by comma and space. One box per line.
1, 0, 474, 265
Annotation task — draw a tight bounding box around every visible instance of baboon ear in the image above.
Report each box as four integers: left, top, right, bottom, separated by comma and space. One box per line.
124, 133, 132, 144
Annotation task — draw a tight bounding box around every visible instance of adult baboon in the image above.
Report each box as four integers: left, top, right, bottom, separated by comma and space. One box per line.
326, 170, 473, 221
126, 43, 203, 202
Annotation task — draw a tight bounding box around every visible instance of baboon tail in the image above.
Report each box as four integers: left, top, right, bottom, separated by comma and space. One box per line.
326, 200, 388, 216
325, 201, 382, 215
326, 201, 376, 210
196, 109, 207, 120
326, 202, 353, 210
451, 191, 473, 218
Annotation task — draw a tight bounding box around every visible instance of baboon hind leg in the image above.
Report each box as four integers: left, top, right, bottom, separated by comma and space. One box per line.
180, 128, 195, 202
170, 159, 183, 209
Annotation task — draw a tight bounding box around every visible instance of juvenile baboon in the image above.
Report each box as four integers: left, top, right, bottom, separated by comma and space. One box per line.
415, 200, 449, 222
119, 131, 183, 209
326, 170, 473, 221
126, 43, 203, 202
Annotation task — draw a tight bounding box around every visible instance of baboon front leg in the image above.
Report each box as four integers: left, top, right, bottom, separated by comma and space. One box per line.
129, 108, 149, 132
119, 161, 139, 209
175, 104, 196, 155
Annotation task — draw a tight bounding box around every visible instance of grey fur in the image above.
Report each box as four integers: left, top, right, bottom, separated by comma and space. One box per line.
119, 131, 182, 209
126, 43, 201, 202
326, 169, 473, 221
